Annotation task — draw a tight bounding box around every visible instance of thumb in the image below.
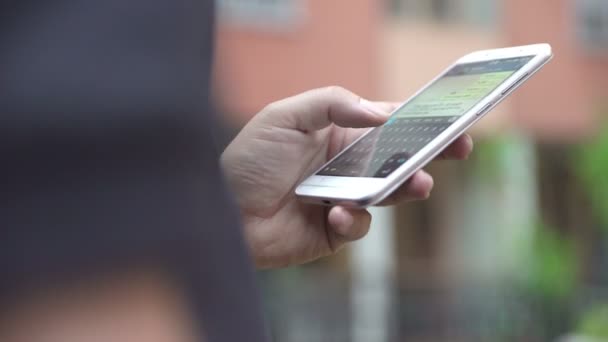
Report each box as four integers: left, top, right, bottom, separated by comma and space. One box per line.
327, 206, 372, 252
260, 86, 390, 133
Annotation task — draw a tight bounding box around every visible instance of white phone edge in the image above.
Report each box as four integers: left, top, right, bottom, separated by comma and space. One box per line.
295, 43, 554, 208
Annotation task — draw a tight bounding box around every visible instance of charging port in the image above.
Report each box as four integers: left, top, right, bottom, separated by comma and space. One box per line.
323, 200, 332, 205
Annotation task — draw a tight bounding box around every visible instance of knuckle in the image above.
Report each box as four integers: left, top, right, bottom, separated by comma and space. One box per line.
261, 101, 281, 115
428, 175, 435, 189
324, 85, 350, 98
258, 101, 287, 122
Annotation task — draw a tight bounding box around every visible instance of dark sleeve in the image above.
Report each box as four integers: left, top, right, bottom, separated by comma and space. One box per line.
0, 0, 268, 340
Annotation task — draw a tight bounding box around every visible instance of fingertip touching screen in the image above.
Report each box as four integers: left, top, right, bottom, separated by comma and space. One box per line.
317, 56, 534, 178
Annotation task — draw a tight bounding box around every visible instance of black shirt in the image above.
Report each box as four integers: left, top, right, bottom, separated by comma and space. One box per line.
0, 0, 267, 340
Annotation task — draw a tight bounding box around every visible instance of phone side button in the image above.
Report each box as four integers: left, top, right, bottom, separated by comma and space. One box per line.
477, 103, 493, 116
501, 73, 529, 96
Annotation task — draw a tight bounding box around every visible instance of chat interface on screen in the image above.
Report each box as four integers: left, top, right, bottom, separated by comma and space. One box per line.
318, 56, 533, 178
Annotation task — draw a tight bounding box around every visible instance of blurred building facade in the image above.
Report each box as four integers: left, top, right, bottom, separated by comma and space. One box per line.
214, 0, 380, 125
215, 0, 608, 135
505, 0, 608, 141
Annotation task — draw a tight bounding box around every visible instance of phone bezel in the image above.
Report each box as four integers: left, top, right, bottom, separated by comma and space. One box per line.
296, 44, 553, 208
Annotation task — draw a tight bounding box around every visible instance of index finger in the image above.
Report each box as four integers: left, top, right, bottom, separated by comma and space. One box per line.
259, 87, 390, 133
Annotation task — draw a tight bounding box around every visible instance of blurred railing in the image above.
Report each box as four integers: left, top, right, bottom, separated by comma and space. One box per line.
259, 266, 608, 341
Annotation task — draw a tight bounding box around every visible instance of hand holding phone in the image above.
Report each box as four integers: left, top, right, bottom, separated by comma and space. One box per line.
296, 44, 553, 208
222, 86, 473, 268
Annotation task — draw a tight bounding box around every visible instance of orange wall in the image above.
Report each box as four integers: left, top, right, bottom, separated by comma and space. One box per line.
215, 0, 608, 140
214, 0, 381, 126
503, 0, 608, 141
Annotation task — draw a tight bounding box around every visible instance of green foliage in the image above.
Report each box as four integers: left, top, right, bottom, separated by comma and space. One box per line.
524, 224, 578, 300
578, 305, 608, 338
474, 136, 512, 180
474, 137, 580, 299
576, 125, 608, 232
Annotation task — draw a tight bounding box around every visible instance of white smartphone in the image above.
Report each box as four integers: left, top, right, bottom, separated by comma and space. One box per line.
296, 44, 553, 208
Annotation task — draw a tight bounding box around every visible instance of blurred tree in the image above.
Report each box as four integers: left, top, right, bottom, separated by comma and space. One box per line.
524, 223, 579, 300
475, 138, 581, 339
578, 304, 608, 339
473, 136, 513, 180
576, 121, 608, 233
572, 115, 608, 339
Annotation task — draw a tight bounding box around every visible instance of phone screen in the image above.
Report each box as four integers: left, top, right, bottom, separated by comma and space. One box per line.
317, 56, 534, 178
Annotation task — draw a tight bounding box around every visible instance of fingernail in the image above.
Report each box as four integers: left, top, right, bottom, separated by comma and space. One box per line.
466, 134, 474, 150
419, 172, 434, 199
424, 189, 432, 199
360, 99, 389, 117
462, 135, 474, 160
334, 208, 354, 236
341, 211, 355, 230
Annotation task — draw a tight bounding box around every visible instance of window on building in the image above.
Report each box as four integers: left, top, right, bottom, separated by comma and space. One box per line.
577, 0, 608, 49
217, 0, 302, 29
388, 0, 497, 28
389, 0, 448, 20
